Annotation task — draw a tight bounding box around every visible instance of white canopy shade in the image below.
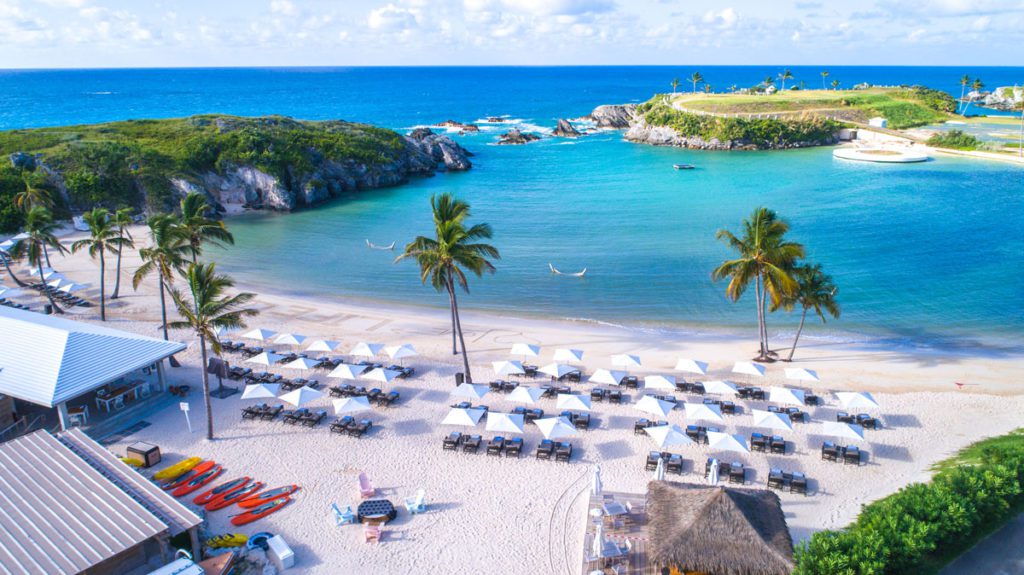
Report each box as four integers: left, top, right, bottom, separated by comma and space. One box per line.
684, 402, 724, 423
644, 424, 694, 448
349, 342, 384, 357
273, 333, 306, 346
327, 363, 366, 380
732, 361, 766, 377
611, 354, 642, 368
674, 358, 709, 375
556, 393, 592, 412
506, 385, 545, 404
332, 396, 372, 414
282, 357, 319, 371
822, 421, 865, 441
509, 342, 541, 357
635, 395, 674, 418
785, 367, 820, 382
241, 383, 281, 400
362, 368, 400, 384
535, 417, 577, 439
644, 375, 677, 391
0, 287, 23, 298
769, 386, 806, 407
553, 348, 584, 363
240, 328, 277, 342
306, 339, 340, 353
836, 391, 879, 410
589, 369, 627, 386
539, 363, 575, 378
385, 343, 418, 360
485, 412, 525, 434
751, 408, 794, 432
451, 383, 489, 400
492, 360, 525, 377
707, 432, 750, 454
245, 352, 284, 366
58, 282, 88, 294
46, 277, 68, 288
441, 407, 485, 427
653, 457, 666, 481
702, 380, 739, 395
279, 385, 323, 407
27, 267, 57, 278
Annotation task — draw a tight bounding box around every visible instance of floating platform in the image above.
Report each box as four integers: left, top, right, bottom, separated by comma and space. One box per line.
833, 148, 929, 163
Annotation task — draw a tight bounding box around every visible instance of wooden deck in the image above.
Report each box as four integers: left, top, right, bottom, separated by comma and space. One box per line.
580, 490, 662, 575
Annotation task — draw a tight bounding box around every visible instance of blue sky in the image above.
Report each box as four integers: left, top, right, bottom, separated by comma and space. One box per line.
1, 0, 1022, 68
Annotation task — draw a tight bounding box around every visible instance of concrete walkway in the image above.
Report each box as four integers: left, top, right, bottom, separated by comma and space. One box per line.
941, 512, 1024, 575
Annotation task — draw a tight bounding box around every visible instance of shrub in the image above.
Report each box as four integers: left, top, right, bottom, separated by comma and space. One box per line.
640, 102, 841, 148
926, 130, 981, 150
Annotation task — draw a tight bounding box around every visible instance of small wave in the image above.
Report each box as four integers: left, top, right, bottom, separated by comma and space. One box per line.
559, 316, 629, 330
85, 91, 114, 95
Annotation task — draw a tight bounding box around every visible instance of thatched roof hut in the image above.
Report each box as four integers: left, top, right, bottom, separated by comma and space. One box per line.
646, 481, 794, 575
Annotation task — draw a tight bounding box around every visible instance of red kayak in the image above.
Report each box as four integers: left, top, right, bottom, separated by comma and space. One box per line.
231, 497, 291, 526
193, 477, 250, 506
206, 482, 264, 512
172, 465, 223, 498
162, 461, 215, 490
238, 485, 300, 509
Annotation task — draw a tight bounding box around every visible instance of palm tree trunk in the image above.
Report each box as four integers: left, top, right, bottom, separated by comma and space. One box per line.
753, 274, 766, 358
111, 236, 123, 299
2, 256, 27, 287
786, 308, 808, 362
448, 276, 473, 383
43, 243, 51, 268
199, 333, 214, 440
959, 84, 967, 114
98, 248, 106, 321
38, 258, 63, 314
158, 276, 170, 340
759, 279, 771, 358
448, 282, 458, 355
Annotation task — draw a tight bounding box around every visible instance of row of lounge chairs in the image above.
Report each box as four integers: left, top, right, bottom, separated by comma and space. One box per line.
645, 451, 684, 474
241, 403, 283, 420
329, 416, 373, 437
767, 468, 808, 494
442, 432, 524, 457
330, 386, 400, 406
706, 459, 747, 484
702, 397, 737, 414
767, 405, 808, 422
536, 439, 573, 461
837, 412, 880, 429
751, 433, 788, 454
30, 283, 90, 308
821, 442, 862, 465
589, 388, 624, 403
283, 408, 327, 427
0, 298, 29, 311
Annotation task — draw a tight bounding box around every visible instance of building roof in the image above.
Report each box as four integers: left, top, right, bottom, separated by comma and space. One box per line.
0, 430, 201, 575
0, 307, 186, 407
646, 481, 794, 575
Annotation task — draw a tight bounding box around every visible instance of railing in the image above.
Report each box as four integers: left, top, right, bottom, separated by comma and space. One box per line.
0, 414, 46, 444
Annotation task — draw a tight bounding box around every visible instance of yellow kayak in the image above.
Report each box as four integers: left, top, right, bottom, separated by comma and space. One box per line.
206, 533, 248, 549
153, 457, 202, 481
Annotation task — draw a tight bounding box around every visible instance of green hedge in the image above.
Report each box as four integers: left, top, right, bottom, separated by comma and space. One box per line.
794, 429, 1024, 574
926, 130, 981, 151
639, 102, 841, 148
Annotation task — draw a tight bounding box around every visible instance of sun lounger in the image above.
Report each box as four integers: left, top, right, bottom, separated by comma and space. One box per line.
821, 441, 841, 462
358, 472, 375, 499
377, 391, 399, 406
504, 437, 522, 457
489, 380, 504, 392
242, 403, 268, 420
443, 432, 463, 451
634, 419, 652, 435
721, 401, 736, 415
572, 412, 590, 430
301, 410, 327, 427
686, 424, 707, 444
728, 462, 745, 484
667, 454, 683, 474
646, 451, 661, 470
843, 446, 861, 465
767, 468, 785, 491
462, 434, 482, 453
623, 376, 638, 389
367, 388, 382, 402
332, 503, 355, 526
536, 439, 554, 460
347, 419, 373, 437
524, 408, 543, 423
856, 414, 880, 429
804, 394, 819, 406
259, 405, 283, 421
608, 389, 623, 404
590, 388, 606, 402
836, 411, 855, 423
486, 436, 505, 456
791, 472, 808, 495
770, 436, 787, 454
451, 401, 471, 409
785, 407, 806, 422
750, 432, 767, 452
404, 489, 426, 514
555, 442, 573, 462
501, 381, 517, 392
282, 408, 309, 425
331, 416, 355, 434
364, 523, 382, 544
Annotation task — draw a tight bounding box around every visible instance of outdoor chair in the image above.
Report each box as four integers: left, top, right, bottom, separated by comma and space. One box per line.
767, 468, 785, 490
347, 419, 373, 437
404, 489, 427, 514
364, 524, 382, 544
486, 436, 505, 456
462, 434, 482, 453
634, 419, 652, 435
536, 439, 554, 460
555, 442, 573, 462
259, 405, 283, 421
843, 446, 861, 465
821, 441, 841, 462
443, 432, 463, 450
728, 462, 745, 484
332, 503, 355, 526
608, 390, 623, 404
358, 472, 375, 499
646, 451, 661, 470
750, 432, 767, 452
666, 454, 683, 474
770, 436, 787, 454
590, 388, 605, 402
791, 472, 808, 495
504, 438, 523, 457
331, 416, 354, 434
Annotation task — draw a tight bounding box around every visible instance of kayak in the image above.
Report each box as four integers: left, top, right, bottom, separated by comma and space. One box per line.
153, 457, 202, 481
238, 485, 299, 509
193, 477, 250, 506
206, 533, 248, 549
172, 465, 223, 498
162, 460, 215, 490
206, 482, 264, 511
231, 497, 291, 526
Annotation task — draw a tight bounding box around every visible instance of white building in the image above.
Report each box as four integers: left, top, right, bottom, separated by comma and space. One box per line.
868, 117, 888, 128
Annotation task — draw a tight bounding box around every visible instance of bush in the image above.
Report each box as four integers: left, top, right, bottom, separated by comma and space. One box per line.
926, 130, 981, 150
640, 102, 841, 148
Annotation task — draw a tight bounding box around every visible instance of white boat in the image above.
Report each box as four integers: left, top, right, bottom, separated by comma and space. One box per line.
832, 148, 928, 163
365, 239, 395, 251
549, 263, 587, 277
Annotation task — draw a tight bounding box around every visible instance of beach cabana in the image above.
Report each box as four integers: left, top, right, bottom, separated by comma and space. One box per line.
363, 367, 400, 384
751, 409, 793, 432
510, 342, 541, 358
635, 395, 675, 418
674, 358, 709, 375
646, 481, 794, 575
768, 386, 806, 406
280, 385, 323, 407
385, 343, 418, 361
535, 416, 577, 439
492, 360, 525, 377
350, 342, 384, 358
685, 402, 724, 423
507, 385, 545, 404
240, 328, 276, 342
836, 391, 879, 410
333, 396, 372, 414
485, 412, 525, 434
703, 380, 739, 395
306, 339, 340, 352
245, 351, 284, 366
553, 348, 584, 363
452, 383, 489, 400
328, 363, 366, 380
784, 367, 819, 382
241, 383, 281, 400
611, 354, 642, 369
540, 362, 575, 379
590, 369, 627, 386
822, 421, 865, 441
556, 393, 592, 412
707, 432, 750, 454
732, 361, 765, 377
645, 374, 677, 391
273, 333, 306, 347
441, 407, 485, 427
645, 424, 694, 448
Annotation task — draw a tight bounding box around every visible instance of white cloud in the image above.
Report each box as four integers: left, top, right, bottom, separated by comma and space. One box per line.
35, 0, 86, 6
270, 0, 295, 15
368, 3, 419, 31
702, 7, 739, 29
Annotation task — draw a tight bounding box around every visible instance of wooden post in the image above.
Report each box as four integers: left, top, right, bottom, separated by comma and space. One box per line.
189, 526, 202, 561
56, 402, 70, 431
156, 361, 166, 393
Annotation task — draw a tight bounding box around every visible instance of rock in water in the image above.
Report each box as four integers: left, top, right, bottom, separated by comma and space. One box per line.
587, 104, 638, 128
552, 119, 582, 138
404, 128, 474, 171
497, 129, 541, 145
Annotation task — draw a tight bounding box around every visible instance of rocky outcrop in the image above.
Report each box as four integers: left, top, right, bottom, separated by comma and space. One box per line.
587, 104, 638, 129
552, 119, 582, 138
8, 152, 36, 170
497, 129, 541, 145
980, 86, 1023, 111
434, 119, 480, 133
486, 117, 509, 123
625, 118, 839, 150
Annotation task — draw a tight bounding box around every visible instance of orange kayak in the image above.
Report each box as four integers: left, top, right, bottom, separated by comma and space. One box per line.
231, 497, 291, 526
162, 460, 215, 490
238, 485, 299, 509
193, 477, 250, 506
206, 482, 264, 511
172, 465, 223, 498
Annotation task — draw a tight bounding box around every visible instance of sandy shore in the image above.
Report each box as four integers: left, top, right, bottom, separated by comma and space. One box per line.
5, 228, 1023, 574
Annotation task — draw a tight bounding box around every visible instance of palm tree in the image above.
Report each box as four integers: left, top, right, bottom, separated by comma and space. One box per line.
11, 207, 68, 313
763, 76, 775, 93
176, 192, 233, 264
831, 79, 840, 91
688, 71, 704, 94
72, 208, 129, 322
396, 193, 499, 382
820, 70, 829, 90
964, 78, 984, 116
134, 214, 190, 341
778, 69, 794, 91
168, 262, 257, 440
958, 74, 971, 114
711, 208, 804, 361
729, 85, 738, 94
703, 84, 713, 94
14, 180, 52, 212
670, 78, 680, 95
777, 264, 840, 361
109, 207, 135, 299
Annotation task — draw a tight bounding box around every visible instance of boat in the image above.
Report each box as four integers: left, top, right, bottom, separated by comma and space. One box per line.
365, 239, 395, 250
832, 147, 928, 163
153, 457, 202, 481
673, 164, 695, 170
230, 497, 291, 526
197, 551, 236, 575
193, 477, 250, 506
172, 465, 223, 497
548, 263, 587, 278
205, 534, 249, 549
206, 482, 264, 511
161, 460, 215, 490
238, 485, 300, 508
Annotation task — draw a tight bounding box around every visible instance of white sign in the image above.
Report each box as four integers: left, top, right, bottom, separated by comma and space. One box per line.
180, 402, 193, 433
179, 402, 190, 412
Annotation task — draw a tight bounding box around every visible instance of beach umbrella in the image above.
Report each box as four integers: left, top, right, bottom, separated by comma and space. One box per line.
611, 354, 642, 369
836, 391, 879, 410
590, 369, 627, 386
674, 358, 709, 375
240, 328, 277, 342
451, 383, 489, 400
492, 360, 525, 377
539, 363, 575, 379
822, 421, 865, 442
591, 465, 603, 496
306, 339, 341, 353
507, 385, 544, 404
327, 363, 366, 380
282, 357, 319, 371
509, 342, 541, 359
441, 407, 485, 427
769, 386, 806, 407
684, 402, 724, 424
556, 393, 592, 412
350, 342, 384, 358
58, 282, 88, 294
644, 374, 677, 391
241, 383, 280, 400
635, 395, 674, 418
245, 352, 284, 366
0, 287, 24, 298
707, 432, 750, 454
27, 267, 57, 278
485, 412, 525, 434
273, 333, 306, 347
751, 408, 793, 432
279, 385, 323, 407
11, 232, 29, 240
0, 240, 13, 251
702, 380, 739, 395
592, 521, 608, 559
553, 348, 584, 363
332, 396, 372, 414
535, 417, 577, 439
785, 367, 820, 382
46, 276, 68, 288
707, 458, 719, 485
363, 368, 400, 384
653, 456, 666, 481
732, 361, 765, 377
385, 343, 418, 361
644, 424, 694, 448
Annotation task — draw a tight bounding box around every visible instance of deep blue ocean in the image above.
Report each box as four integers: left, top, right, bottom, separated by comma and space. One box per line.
1, 67, 1022, 350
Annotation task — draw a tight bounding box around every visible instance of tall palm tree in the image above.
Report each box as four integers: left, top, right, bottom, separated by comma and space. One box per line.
964, 78, 984, 116
11, 207, 68, 313
820, 70, 829, 90
703, 84, 713, 94
831, 79, 840, 91
670, 78, 680, 95
109, 207, 135, 299
778, 69, 794, 91
396, 193, 499, 382
688, 71, 704, 93
176, 192, 233, 264
133, 214, 190, 342
168, 262, 257, 440
958, 74, 971, 114
14, 179, 52, 212
777, 263, 840, 361
71, 208, 129, 322
711, 208, 804, 361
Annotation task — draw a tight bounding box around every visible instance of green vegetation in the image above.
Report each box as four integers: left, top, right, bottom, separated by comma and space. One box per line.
795, 429, 1024, 574
927, 129, 982, 150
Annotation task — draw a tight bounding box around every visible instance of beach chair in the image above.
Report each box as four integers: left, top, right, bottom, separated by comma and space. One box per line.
524, 408, 543, 424
489, 380, 503, 392
358, 472, 375, 499
378, 391, 399, 407
590, 388, 605, 402
573, 413, 591, 430
667, 454, 683, 474
330, 416, 354, 434
347, 419, 373, 437
623, 376, 638, 389
443, 432, 462, 451
646, 451, 661, 471
750, 432, 767, 452
770, 436, 787, 454
462, 434, 482, 453
259, 405, 283, 421
786, 408, 806, 422
821, 441, 840, 462
364, 523, 382, 544
608, 390, 623, 404
767, 469, 785, 490
367, 388, 382, 403
836, 411, 855, 423
791, 472, 808, 495
302, 410, 327, 427
504, 437, 523, 458
721, 400, 736, 415
332, 503, 355, 526
856, 414, 879, 429
728, 462, 745, 484
536, 439, 554, 460
843, 446, 861, 465
486, 436, 505, 456
804, 394, 819, 406
555, 442, 573, 462
404, 489, 427, 514
634, 419, 652, 435
282, 408, 308, 425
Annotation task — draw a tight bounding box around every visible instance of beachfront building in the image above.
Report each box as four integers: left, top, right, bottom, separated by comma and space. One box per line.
0, 428, 202, 574
0, 307, 185, 438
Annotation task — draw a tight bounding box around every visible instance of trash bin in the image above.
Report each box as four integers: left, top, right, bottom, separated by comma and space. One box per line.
126, 442, 161, 468
267, 535, 295, 570
44, 304, 53, 315
455, 372, 464, 385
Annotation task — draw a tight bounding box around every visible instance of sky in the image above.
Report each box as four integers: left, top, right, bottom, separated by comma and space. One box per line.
1, 0, 1022, 68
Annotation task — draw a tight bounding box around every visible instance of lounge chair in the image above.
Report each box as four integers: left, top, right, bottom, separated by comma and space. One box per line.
242, 403, 267, 420
259, 405, 283, 421
330, 416, 354, 434
645, 451, 661, 470
573, 413, 590, 430
804, 394, 820, 406
667, 454, 683, 474
301, 410, 327, 427
856, 414, 880, 429
489, 380, 503, 392
328, 385, 349, 397
770, 436, 787, 454
364, 523, 382, 544
377, 391, 399, 406
607, 389, 623, 404
358, 472, 375, 499
486, 436, 505, 456
836, 411, 855, 423
786, 407, 806, 422
843, 446, 861, 465
728, 462, 745, 484
332, 503, 355, 526
501, 381, 518, 393
750, 432, 767, 452
623, 376, 638, 389
821, 441, 840, 462
791, 472, 808, 495
536, 439, 554, 460
590, 388, 605, 402
767, 469, 785, 490
451, 401, 471, 409
555, 442, 573, 462
347, 419, 373, 437
721, 401, 736, 415
462, 434, 482, 453
524, 408, 543, 423
367, 388, 382, 403
634, 419, 652, 435
504, 437, 523, 457
404, 489, 426, 514
443, 432, 463, 451
282, 408, 309, 425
